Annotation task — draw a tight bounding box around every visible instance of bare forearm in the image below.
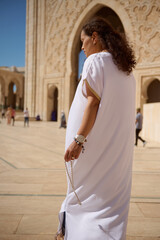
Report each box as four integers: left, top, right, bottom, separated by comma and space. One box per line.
64, 86, 100, 162
77, 100, 99, 138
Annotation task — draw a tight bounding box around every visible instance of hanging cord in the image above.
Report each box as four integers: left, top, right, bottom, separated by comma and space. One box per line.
65, 160, 82, 205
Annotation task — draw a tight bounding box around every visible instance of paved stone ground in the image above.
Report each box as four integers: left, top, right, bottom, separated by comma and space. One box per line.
0, 119, 160, 240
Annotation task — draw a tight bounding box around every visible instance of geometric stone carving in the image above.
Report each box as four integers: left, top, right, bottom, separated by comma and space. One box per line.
44, 0, 160, 76
25, 0, 160, 142
45, 0, 89, 75
123, 0, 160, 64
26, 0, 160, 117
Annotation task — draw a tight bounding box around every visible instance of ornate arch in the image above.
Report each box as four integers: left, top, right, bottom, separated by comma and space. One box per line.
64, 0, 134, 113
44, 0, 135, 76
48, 84, 57, 98
142, 76, 160, 102
47, 83, 59, 121
66, 0, 134, 77
7, 78, 20, 96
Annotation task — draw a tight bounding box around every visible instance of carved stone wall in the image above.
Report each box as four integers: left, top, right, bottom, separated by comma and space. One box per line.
122, 0, 160, 64
44, 0, 90, 75
25, 0, 160, 142
0, 68, 24, 110
44, 0, 160, 77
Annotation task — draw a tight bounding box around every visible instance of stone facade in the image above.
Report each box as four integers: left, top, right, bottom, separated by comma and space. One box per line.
25, 0, 160, 140
0, 67, 24, 110
143, 103, 160, 142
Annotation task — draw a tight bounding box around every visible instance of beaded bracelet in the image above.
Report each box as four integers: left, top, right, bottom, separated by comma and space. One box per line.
74, 138, 85, 153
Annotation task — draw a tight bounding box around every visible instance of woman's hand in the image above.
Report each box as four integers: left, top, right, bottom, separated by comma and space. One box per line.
64, 141, 82, 162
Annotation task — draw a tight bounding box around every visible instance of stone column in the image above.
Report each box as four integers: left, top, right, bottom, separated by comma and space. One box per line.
25, 0, 38, 117
0, 85, 5, 109
19, 97, 22, 110
16, 95, 20, 110
2, 95, 5, 109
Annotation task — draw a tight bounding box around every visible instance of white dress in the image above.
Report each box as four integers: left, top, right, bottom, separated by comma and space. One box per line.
58, 52, 136, 240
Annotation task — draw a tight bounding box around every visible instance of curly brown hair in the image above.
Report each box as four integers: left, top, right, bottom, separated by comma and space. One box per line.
82, 18, 136, 74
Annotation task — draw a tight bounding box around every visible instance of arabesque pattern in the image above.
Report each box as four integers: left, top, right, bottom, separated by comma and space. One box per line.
44, 0, 160, 74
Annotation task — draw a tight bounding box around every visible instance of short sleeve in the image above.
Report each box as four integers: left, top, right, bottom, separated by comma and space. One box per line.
81, 55, 104, 101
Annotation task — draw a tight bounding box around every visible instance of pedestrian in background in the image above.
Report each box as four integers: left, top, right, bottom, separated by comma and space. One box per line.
135, 108, 146, 146
59, 111, 66, 128
24, 107, 29, 127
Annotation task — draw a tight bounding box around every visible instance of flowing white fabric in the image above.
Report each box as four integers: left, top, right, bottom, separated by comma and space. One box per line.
58, 52, 136, 240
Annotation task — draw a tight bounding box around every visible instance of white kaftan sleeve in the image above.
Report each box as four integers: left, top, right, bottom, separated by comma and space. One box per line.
82, 55, 104, 101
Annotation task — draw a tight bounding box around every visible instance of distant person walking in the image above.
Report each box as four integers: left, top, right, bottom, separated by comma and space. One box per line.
11, 108, 16, 126
24, 108, 29, 127
59, 111, 66, 128
135, 108, 146, 146
6, 107, 12, 125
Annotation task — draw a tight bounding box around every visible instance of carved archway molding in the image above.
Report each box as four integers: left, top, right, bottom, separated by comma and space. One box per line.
64, 0, 133, 114
7, 78, 20, 97
46, 83, 59, 121
0, 76, 5, 95
43, 79, 62, 121
48, 83, 57, 99
141, 76, 160, 101
66, 0, 133, 76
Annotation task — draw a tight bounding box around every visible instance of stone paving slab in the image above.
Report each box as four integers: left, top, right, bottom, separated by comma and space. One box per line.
0, 196, 64, 215
16, 215, 57, 235
0, 235, 55, 240
0, 170, 67, 195
0, 120, 160, 239
0, 214, 22, 234
127, 217, 160, 237
131, 173, 160, 198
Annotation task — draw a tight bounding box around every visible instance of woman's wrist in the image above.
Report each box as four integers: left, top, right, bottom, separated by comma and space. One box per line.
74, 137, 83, 146
74, 135, 86, 153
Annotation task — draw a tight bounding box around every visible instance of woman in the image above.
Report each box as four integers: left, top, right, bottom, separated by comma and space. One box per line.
56, 18, 136, 240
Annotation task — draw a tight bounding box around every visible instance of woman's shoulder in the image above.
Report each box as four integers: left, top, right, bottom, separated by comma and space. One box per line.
83, 54, 96, 73
87, 52, 112, 63
84, 53, 96, 66
83, 52, 112, 74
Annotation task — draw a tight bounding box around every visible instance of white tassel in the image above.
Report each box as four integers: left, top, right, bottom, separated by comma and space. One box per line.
65, 160, 82, 205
